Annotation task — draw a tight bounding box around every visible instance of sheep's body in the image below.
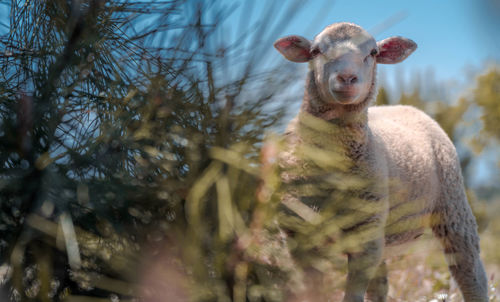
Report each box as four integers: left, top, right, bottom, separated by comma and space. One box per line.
369, 105, 447, 245
275, 22, 488, 302
283, 104, 476, 245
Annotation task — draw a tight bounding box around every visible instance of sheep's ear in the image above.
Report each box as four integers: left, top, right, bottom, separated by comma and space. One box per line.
274, 35, 312, 63
376, 36, 417, 64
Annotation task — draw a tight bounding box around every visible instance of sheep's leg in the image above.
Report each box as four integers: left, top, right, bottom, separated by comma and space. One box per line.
432, 165, 488, 301
343, 238, 384, 302
432, 208, 488, 302
365, 260, 388, 302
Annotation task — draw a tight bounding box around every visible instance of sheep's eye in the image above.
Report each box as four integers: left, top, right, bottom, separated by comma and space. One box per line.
370, 48, 378, 56
310, 47, 321, 57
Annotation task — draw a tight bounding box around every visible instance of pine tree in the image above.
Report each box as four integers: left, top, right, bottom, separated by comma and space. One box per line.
0, 1, 306, 300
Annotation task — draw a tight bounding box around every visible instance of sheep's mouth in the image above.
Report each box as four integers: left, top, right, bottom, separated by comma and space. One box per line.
332, 90, 358, 103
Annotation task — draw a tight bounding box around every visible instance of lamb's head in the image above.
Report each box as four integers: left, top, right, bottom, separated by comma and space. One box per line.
274, 22, 417, 106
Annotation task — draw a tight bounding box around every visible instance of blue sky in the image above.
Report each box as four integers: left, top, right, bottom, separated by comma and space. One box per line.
252, 0, 500, 82
217, 0, 500, 187
207, 0, 500, 104
2, 1, 497, 83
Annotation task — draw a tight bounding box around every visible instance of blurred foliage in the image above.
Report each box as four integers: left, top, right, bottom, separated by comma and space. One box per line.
374, 87, 389, 106
0, 0, 499, 301
473, 69, 500, 148
0, 0, 302, 301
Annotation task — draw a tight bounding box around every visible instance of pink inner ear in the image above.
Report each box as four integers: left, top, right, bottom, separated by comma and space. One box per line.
275, 37, 296, 49
274, 36, 312, 62
379, 40, 405, 60
377, 37, 417, 64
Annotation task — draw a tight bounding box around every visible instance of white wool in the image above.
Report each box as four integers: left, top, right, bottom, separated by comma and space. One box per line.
277, 22, 489, 302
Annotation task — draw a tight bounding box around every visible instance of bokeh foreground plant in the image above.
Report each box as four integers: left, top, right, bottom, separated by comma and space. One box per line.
0, 0, 310, 300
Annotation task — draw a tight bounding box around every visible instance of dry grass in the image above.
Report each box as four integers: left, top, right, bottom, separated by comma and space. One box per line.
381, 222, 500, 302
278, 231, 499, 302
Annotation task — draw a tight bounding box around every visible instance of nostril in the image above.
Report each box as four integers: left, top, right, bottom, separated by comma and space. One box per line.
337, 74, 358, 85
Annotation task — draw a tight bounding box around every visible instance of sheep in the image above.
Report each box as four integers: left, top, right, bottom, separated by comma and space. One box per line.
273, 22, 488, 302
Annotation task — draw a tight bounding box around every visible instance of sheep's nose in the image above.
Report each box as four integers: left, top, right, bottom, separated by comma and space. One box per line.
337, 73, 358, 85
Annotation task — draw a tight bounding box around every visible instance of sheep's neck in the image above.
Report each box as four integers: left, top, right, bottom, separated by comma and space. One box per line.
299, 70, 371, 158
298, 112, 369, 163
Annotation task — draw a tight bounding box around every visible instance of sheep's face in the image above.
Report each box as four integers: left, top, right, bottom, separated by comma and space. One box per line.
310, 24, 377, 105
274, 22, 417, 105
